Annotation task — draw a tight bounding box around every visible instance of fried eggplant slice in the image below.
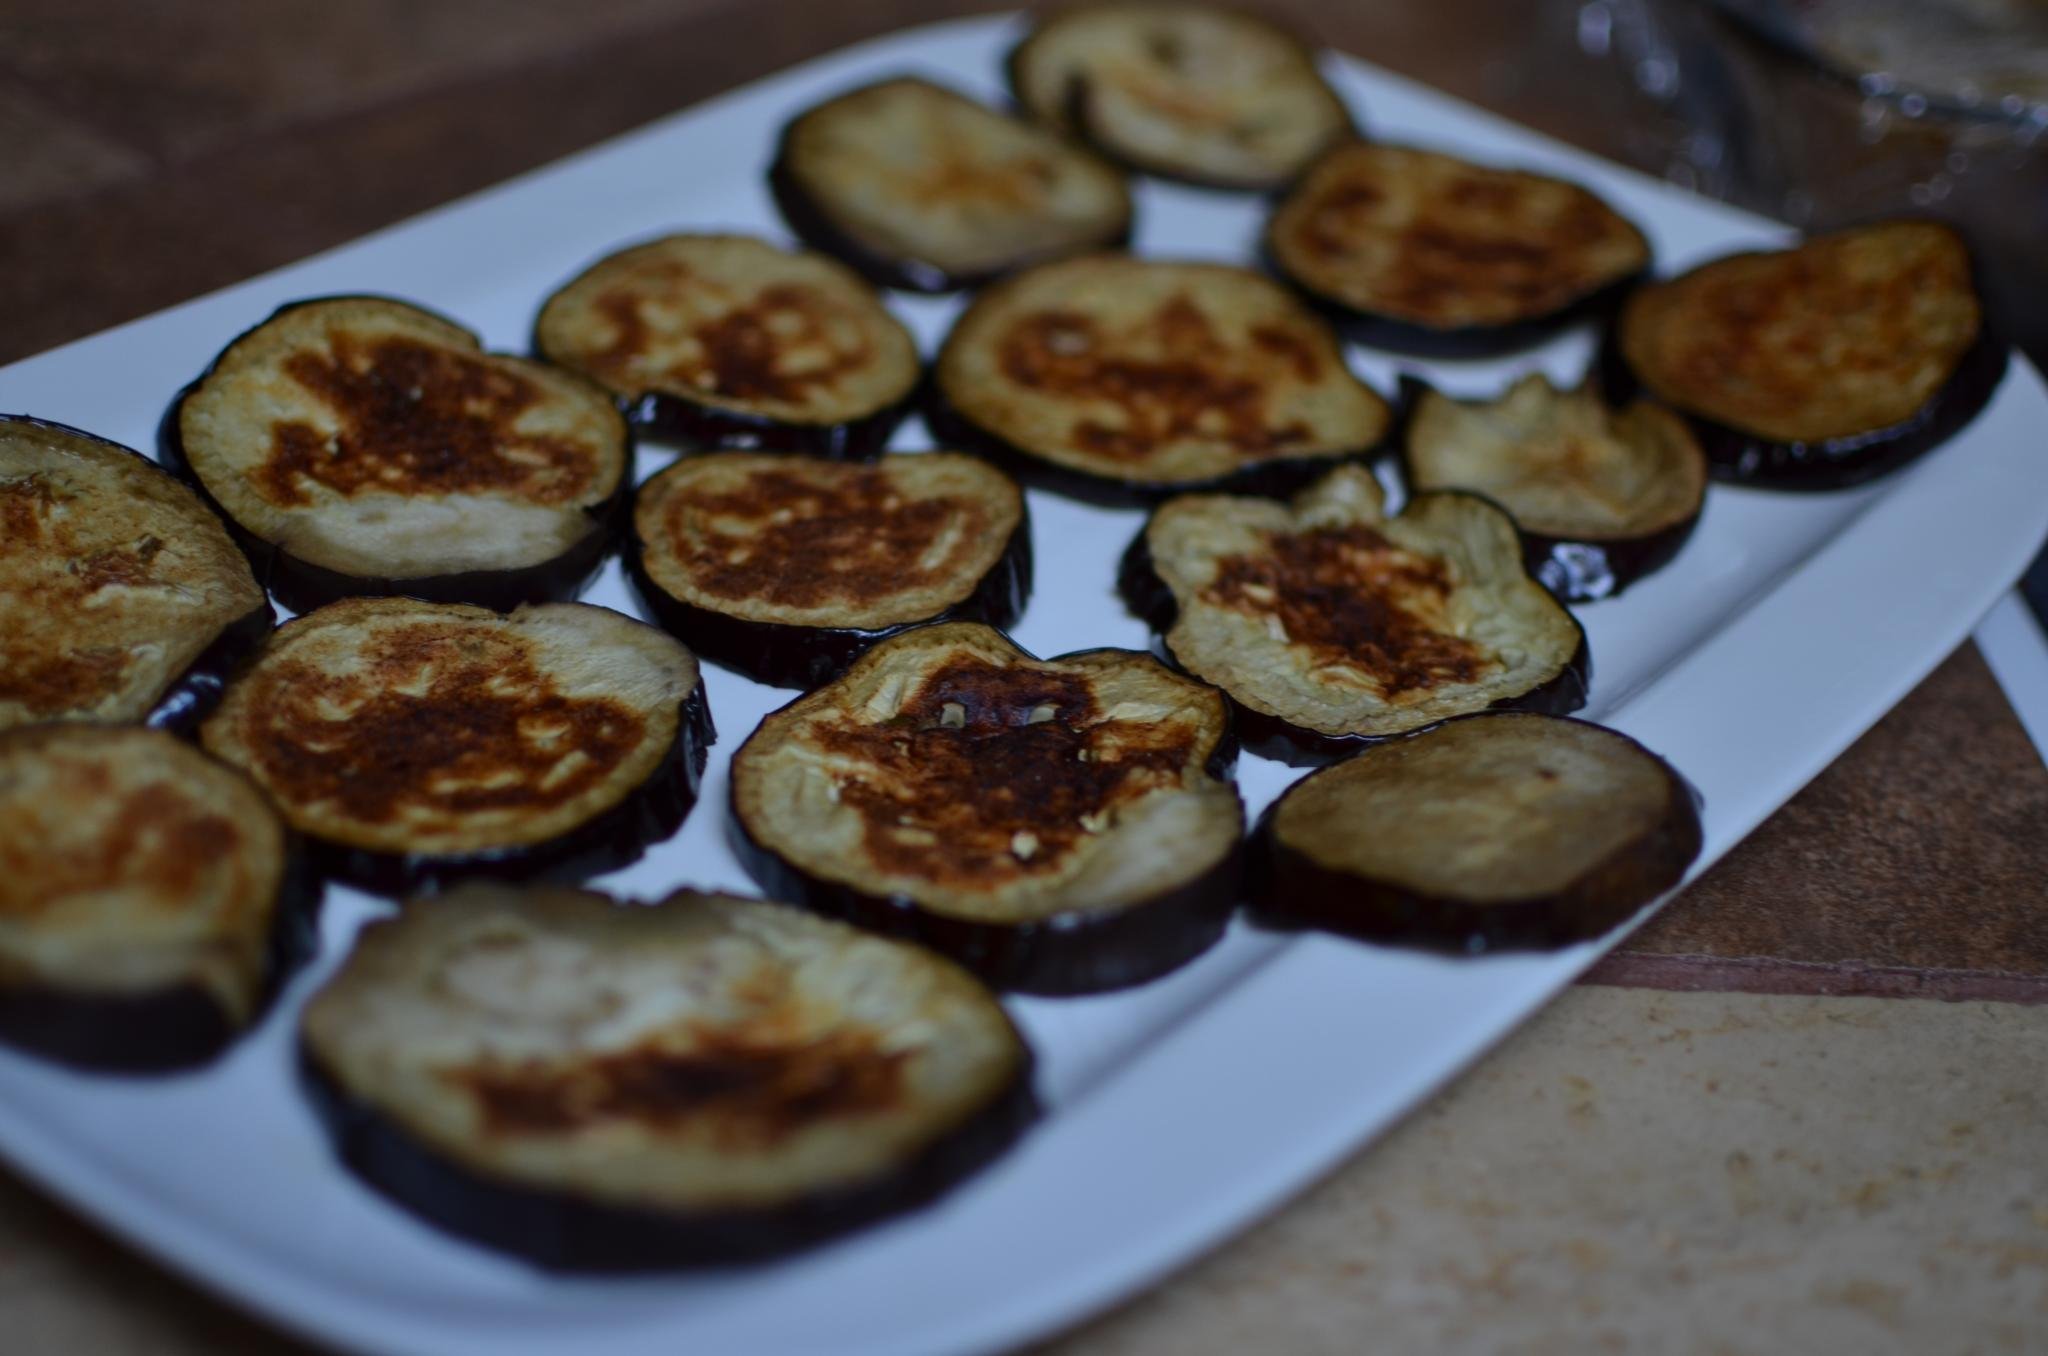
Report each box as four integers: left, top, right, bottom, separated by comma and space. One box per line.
929, 255, 1389, 507
0, 415, 269, 736
201, 597, 711, 897
1250, 713, 1701, 950
1266, 142, 1650, 356
730, 622, 1243, 994
1122, 465, 1588, 765
1402, 374, 1707, 601
166, 296, 631, 612
769, 76, 1133, 294
535, 234, 922, 458
1007, 3, 1353, 191
630, 452, 1030, 689
0, 724, 316, 1071
1609, 221, 2007, 489
300, 882, 1035, 1270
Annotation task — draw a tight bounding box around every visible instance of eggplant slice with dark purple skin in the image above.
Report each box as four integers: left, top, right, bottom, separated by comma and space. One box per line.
1122, 465, 1588, 765
0, 415, 270, 736
929, 254, 1391, 507
769, 76, 1133, 294
1250, 712, 1702, 951
201, 597, 711, 898
299, 881, 1035, 1270
166, 296, 632, 613
1401, 374, 1708, 601
630, 452, 1030, 689
0, 724, 317, 1072
535, 234, 922, 459
1265, 142, 1650, 357
1007, 3, 1354, 192
730, 621, 1243, 995
1607, 220, 2007, 489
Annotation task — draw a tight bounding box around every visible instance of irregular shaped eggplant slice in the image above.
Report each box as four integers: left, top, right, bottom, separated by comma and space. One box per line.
630, 453, 1030, 689
1250, 713, 1702, 951
929, 255, 1390, 507
166, 296, 631, 613
0, 724, 317, 1072
201, 597, 711, 898
1401, 374, 1707, 601
1266, 142, 1650, 356
300, 882, 1035, 1270
1122, 465, 1588, 765
1608, 221, 2007, 489
730, 622, 1243, 994
535, 234, 922, 459
1007, 3, 1353, 192
769, 76, 1133, 294
0, 415, 270, 736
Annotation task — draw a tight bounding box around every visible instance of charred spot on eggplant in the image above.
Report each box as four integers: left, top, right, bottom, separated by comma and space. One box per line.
0, 724, 316, 1071
1007, 3, 1353, 192
1610, 221, 2006, 489
200, 597, 711, 898
930, 255, 1389, 507
1266, 142, 1649, 356
1250, 713, 1702, 950
0, 415, 270, 736
166, 296, 631, 613
299, 881, 1034, 1270
1401, 374, 1707, 601
1123, 465, 1588, 765
769, 76, 1133, 294
630, 452, 1030, 689
535, 234, 922, 459
729, 621, 1243, 994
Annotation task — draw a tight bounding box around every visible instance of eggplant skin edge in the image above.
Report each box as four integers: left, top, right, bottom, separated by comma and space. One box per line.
297, 1039, 1039, 1271
617, 386, 914, 461
1116, 524, 1593, 767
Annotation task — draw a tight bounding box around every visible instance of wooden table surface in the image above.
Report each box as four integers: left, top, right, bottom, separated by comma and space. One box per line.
2, 3, 2044, 1352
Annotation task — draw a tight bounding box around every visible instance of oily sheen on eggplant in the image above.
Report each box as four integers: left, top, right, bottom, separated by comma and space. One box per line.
535, 234, 922, 458
1265, 142, 1650, 356
729, 621, 1244, 994
1401, 374, 1708, 601
929, 255, 1390, 507
629, 452, 1030, 689
769, 76, 1133, 294
0, 724, 316, 1071
1607, 221, 2007, 489
1007, 3, 1353, 191
1250, 713, 1702, 951
1122, 465, 1588, 765
299, 882, 1035, 1270
0, 415, 270, 735
201, 598, 712, 897
166, 296, 632, 612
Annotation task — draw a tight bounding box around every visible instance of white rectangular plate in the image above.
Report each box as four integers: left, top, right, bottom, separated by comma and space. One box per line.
2, 15, 2044, 1356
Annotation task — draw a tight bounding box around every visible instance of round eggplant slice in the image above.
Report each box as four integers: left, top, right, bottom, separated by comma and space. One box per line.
929, 255, 1390, 507
629, 452, 1030, 689
534, 234, 922, 459
1401, 374, 1707, 601
769, 76, 1133, 295
0, 724, 317, 1071
299, 882, 1035, 1270
1007, 3, 1353, 192
0, 415, 270, 736
729, 621, 1244, 995
1122, 465, 1589, 765
200, 597, 712, 897
1609, 221, 2007, 490
1250, 713, 1702, 951
1265, 142, 1650, 356
166, 296, 631, 613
